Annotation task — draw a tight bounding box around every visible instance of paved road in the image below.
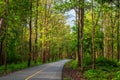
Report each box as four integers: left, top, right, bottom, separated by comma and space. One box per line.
0, 60, 69, 80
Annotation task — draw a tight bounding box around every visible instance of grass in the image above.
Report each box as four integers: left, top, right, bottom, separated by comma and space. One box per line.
0, 65, 4, 75
64, 77, 71, 80
0, 60, 42, 76
63, 60, 78, 70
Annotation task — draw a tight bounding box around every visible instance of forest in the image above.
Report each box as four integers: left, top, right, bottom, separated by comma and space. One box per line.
0, 0, 120, 79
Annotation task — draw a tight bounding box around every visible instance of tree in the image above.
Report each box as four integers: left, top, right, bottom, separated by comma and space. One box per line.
28, 0, 32, 67
117, 0, 120, 61
3, 0, 9, 73
77, 0, 84, 71
34, 0, 39, 64
91, 0, 95, 69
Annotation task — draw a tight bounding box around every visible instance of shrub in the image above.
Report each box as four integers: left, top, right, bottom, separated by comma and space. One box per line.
96, 56, 118, 67
85, 69, 108, 79
83, 56, 92, 67
71, 60, 78, 69
112, 71, 120, 80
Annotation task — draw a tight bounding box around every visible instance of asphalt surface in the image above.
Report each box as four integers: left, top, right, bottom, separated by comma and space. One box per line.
0, 60, 69, 80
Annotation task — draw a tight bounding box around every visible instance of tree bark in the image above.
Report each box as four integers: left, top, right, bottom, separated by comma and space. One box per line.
110, 3, 114, 60
0, 18, 3, 65
43, 0, 47, 63
34, 0, 38, 64
28, 0, 32, 67
91, 0, 95, 69
117, 0, 120, 61
2, 0, 9, 74
0, 18, 3, 33
77, 0, 84, 71
80, 0, 84, 71
103, 13, 108, 58
77, 2, 81, 68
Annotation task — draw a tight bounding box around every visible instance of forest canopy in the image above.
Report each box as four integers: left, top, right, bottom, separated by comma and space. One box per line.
0, 0, 119, 79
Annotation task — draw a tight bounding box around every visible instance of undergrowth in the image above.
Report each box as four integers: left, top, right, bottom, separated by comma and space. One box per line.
84, 56, 120, 80
0, 60, 42, 76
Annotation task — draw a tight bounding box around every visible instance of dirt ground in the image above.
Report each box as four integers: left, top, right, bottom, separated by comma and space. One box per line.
62, 62, 87, 80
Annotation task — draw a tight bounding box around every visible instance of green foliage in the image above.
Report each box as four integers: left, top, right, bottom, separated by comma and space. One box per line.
113, 71, 120, 80
7, 62, 27, 72
71, 60, 78, 69
0, 62, 27, 74
85, 69, 104, 79
0, 60, 42, 75
84, 57, 120, 80
0, 65, 4, 75
96, 57, 118, 67
85, 67, 120, 80
95, 0, 115, 5
63, 77, 71, 80
64, 60, 78, 69
83, 56, 92, 67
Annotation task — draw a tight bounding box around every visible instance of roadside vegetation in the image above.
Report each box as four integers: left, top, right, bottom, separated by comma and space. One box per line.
63, 57, 120, 80
0, 61, 42, 76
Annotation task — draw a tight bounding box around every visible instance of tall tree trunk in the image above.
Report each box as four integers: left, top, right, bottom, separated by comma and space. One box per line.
43, 0, 47, 63
34, 0, 38, 64
75, 8, 78, 62
80, 0, 84, 71
0, 18, 3, 65
101, 5, 104, 57
28, 0, 32, 67
77, 2, 81, 68
0, 40, 3, 65
77, 0, 84, 71
20, 19, 24, 62
3, 0, 9, 74
111, 24, 114, 59
91, 0, 95, 69
110, 3, 114, 60
117, 0, 120, 61
103, 13, 108, 58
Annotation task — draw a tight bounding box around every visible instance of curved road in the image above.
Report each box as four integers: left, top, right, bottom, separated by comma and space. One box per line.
0, 60, 69, 80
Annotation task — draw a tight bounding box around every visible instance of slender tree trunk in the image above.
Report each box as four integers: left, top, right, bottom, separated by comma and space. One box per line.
111, 25, 114, 59
34, 0, 38, 64
43, 0, 47, 63
3, 0, 9, 74
117, 0, 120, 61
103, 13, 108, 58
77, 0, 84, 71
110, 3, 114, 59
20, 19, 24, 62
80, 0, 84, 71
47, 33, 51, 61
101, 5, 104, 57
0, 18, 3, 33
75, 8, 78, 62
77, 3, 81, 68
91, 0, 95, 69
28, 0, 32, 67
0, 18, 3, 65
